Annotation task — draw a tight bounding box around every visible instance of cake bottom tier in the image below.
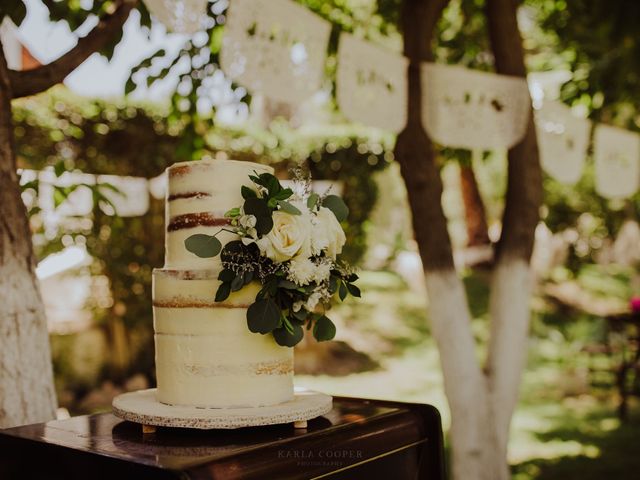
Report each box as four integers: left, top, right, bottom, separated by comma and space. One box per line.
153, 306, 294, 408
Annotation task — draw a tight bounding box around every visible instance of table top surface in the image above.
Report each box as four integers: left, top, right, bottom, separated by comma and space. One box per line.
0, 396, 443, 474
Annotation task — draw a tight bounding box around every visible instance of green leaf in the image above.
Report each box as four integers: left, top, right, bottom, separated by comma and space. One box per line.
244, 197, 273, 235
273, 323, 304, 347
328, 275, 338, 294
282, 316, 294, 334
215, 282, 231, 302
54, 160, 66, 177
241, 185, 257, 199
218, 269, 235, 282
277, 200, 302, 215
346, 283, 361, 298
257, 173, 281, 195
278, 279, 300, 290
247, 299, 281, 334
323, 195, 349, 222
125, 77, 137, 95
224, 207, 241, 217
313, 316, 336, 342
292, 308, 308, 322
231, 274, 245, 292
307, 193, 320, 209
339, 282, 348, 301
184, 234, 222, 258
209, 25, 224, 54
274, 188, 293, 200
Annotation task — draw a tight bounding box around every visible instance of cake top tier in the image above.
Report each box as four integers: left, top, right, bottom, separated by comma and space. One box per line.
167, 158, 273, 176
167, 159, 273, 212
164, 159, 273, 270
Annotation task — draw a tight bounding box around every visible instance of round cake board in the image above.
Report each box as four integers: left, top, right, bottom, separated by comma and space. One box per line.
112, 388, 332, 432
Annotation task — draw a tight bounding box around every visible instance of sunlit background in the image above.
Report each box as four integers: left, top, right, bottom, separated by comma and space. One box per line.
3, 1, 640, 478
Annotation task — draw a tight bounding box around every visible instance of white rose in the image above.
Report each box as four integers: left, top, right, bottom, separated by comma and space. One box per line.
256, 211, 312, 263
288, 256, 316, 286
312, 207, 346, 260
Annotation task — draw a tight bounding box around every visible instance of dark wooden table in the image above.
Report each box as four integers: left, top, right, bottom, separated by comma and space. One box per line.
0, 396, 445, 479
605, 312, 640, 420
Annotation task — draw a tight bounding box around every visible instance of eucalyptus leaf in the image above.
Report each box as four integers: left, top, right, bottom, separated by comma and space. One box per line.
247, 299, 281, 334
273, 323, 304, 347
323, 195, 349, 222
185, 234, 222, 258
277, 200, 301, 215
307, 192, 320, 209
313, 316, 336, 342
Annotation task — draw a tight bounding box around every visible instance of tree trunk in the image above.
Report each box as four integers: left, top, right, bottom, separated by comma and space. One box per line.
485, 0, 542, 474
459, 163, 490, 247
0, 42, 57, 428
396, 0, 541, 478
395, 1, 499, 478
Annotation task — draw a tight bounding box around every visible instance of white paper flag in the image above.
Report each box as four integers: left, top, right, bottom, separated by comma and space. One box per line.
220, 0, 331, 104
144, 0, 209, 34
535, 100, 591, 185
421, 63, 531, 150
336, 33, 408, 133
593, 125, 640, 199
38, 171, 95, 217
97, 175, 150, 217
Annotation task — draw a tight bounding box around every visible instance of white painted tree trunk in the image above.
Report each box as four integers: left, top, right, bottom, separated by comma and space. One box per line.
425, 260, 533, 480
486, 257, 533, 475
0, 258, 58, 429
0, 43, 57, 429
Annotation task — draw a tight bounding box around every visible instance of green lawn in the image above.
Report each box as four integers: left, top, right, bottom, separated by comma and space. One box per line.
296, 270, 640, 479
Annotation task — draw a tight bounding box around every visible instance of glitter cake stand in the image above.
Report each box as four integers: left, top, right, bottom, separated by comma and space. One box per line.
112, 387, 332, 433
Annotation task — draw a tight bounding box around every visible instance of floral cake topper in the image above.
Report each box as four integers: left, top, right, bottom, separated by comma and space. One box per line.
184, 170, 360, 347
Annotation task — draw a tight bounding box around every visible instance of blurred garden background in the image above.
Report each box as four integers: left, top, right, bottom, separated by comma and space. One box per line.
2, 0, 640, 478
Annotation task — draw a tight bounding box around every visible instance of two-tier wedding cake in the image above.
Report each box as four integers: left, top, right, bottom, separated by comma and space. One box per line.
152, 159, 294, 408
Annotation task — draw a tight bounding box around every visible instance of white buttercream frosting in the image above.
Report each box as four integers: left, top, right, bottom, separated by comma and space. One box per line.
152, 159, 293, 408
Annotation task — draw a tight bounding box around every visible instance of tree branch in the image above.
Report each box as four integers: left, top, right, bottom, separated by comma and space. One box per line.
9, 0, 138, 99
486, 0, 542, 262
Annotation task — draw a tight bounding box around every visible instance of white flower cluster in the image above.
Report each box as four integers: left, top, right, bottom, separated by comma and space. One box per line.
235, 195, 346, 312
256, 200, 346, 266
254, 200, 345, 270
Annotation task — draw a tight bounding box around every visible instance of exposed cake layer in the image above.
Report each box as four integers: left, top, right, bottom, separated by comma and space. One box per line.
153, 268, 260, 307
154, 306, 293, 408
165, 159, 273, 269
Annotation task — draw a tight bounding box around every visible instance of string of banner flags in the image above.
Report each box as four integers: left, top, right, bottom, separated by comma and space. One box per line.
145, 0, 640, 200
